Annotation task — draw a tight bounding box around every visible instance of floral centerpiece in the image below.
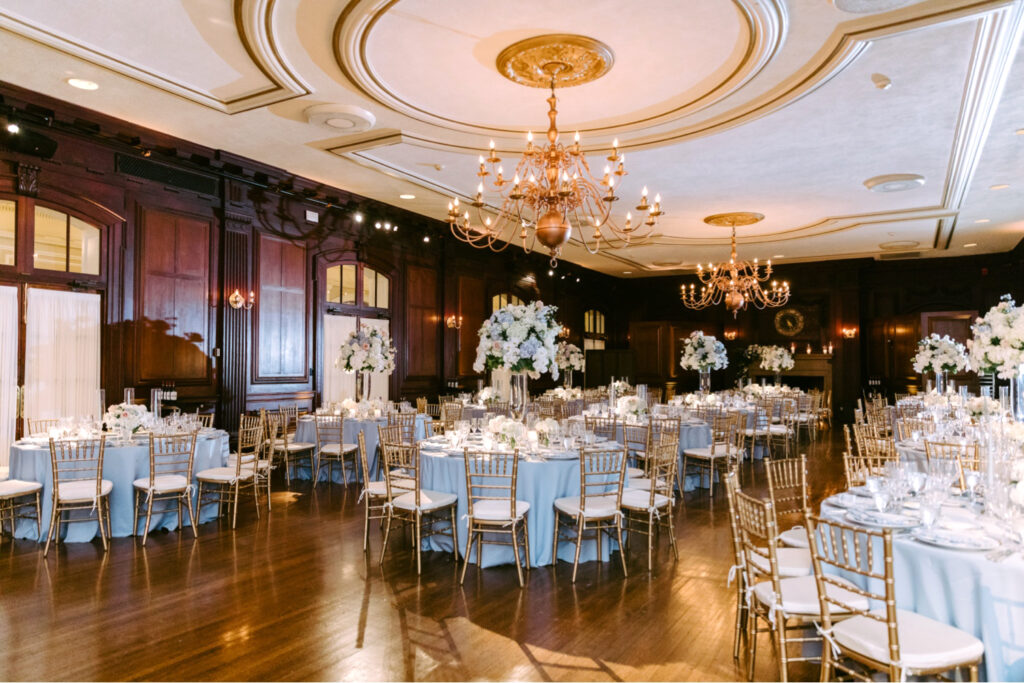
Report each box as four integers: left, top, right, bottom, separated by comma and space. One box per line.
967, 396, 1002, 418
969, 295, 1024, 420
486, 415, 528, 449
680, 331, 728, 393
754, 345, 795, 374
616, 395, 648, 420
555, 342, 585, 372
104, 402, 151, 442
550, 387, 582, 401
533, 417, 561, 447
478, 386, 498, 404
336, 325, 397, 400
611, 380, 632, 394
914, 333, 968, 394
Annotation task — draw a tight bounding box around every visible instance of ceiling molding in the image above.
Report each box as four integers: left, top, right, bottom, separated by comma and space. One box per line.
0, 0, 312, 114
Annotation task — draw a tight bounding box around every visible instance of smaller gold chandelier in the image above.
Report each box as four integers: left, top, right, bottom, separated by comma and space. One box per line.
680, 212, 790, 317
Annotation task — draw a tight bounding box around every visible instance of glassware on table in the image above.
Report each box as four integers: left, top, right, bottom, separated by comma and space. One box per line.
907, 470, 927, 497
919, 491, 942, 529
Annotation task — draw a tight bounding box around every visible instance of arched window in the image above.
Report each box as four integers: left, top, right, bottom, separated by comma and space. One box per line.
492, 292, 524, 312
325, 263, 389, 311
0, 199, 101, 275
584, 309, 606, 351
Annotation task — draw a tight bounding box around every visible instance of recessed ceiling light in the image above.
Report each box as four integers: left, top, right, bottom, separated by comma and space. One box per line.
399, 194, 416, 200
67, 78, 98, 91
964, 243, 977, 248
990, 184, 1010, 190
864, 174, 925, 192
974, 219, 990, 224
5, 123, 19, 134
773, 254, 785, 258
623, 271, 632, 275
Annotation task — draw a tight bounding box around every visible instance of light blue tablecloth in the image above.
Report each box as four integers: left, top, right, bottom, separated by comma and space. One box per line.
9, 431, 229, 542
292, 414, 428, 483
418, 448, 623, 568
821, 502, 1024, 680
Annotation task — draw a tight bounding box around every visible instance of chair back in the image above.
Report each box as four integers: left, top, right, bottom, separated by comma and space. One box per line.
925, 440, 979, 489
280, 405, 301, 430
415, 397, 428, 414
425, 403, 442, 419
622, 422, 650, 454
649, 416, 681, 449
723, 471, 746, 580
381, 441, 420, 505
27, 418, 60, 434
463, 449, 519, 520
147, 432, 197, 487
441, 402, 463, 430
378, 423, 410, 448
235, 422, 264, 475
49, 436, 106, 492
356, 430, 373, 486
645, 440, 677, 506
314, 414, 344, 449
750, 404, 771, 433
859, 433, 896, 460
388, 411, 418, 443
734, 490, 784, 606
193, 412, 215, 428
765, 454, 808, 517
893, 417, 935, 441
577, 445, 627, 515
489, 401, 511, 417
585, 415, 618, 442
843, 452, 897, 488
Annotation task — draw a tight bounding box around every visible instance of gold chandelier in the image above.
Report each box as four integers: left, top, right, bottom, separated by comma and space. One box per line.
680, 212, 790, 317
446, 35, 663, 266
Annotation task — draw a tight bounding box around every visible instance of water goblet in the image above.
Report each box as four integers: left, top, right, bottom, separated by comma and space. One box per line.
919, 491, 942, 529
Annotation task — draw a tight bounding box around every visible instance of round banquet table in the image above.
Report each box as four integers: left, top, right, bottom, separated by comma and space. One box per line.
8, 430, 230, 542
895, 440, 929, 470
292, 413, 428, 483
417, 440, 625, 568
820, 499, 1024, 680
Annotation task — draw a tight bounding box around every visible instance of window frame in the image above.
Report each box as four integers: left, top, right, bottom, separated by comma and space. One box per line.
323, 258, 392, 320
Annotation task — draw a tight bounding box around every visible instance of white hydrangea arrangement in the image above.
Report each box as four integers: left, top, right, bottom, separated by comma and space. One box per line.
675, 392, 720, 407
103, 402, 151, 433
554, 342, 585, 372
966, 395, 1002, 417
749, 344, 794, 373
616, 395, 648, 419
550, 387, 582, 401
487, 415, 528, 449
478, 386, 498, 403
611, 380, 632, 394
913, 334, 969, 374
533, 417, 561, 447
968, 295, 1024, 379
473, 301, 561, 380
336, 325, 397, 374
679, 331, 728, 371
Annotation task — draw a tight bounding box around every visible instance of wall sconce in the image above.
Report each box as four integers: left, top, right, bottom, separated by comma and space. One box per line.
723, 329, 738, 341
228, 289, 255, 310
841, 327, 858, 339
445, 315, 463, 330
558, 325, 571, 340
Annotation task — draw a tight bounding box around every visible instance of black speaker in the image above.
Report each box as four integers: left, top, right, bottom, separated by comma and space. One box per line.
1, 127, 58, 159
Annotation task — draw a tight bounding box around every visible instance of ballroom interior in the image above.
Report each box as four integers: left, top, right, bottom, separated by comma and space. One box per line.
1, 1, 1023, 681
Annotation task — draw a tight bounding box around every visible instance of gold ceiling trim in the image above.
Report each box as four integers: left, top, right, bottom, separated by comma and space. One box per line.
495, 34, 614, 89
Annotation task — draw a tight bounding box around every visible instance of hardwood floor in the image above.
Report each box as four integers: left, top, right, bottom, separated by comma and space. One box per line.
0, 432, 848, 681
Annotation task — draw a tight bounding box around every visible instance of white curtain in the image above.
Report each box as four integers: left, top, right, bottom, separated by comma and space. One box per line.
361, 317, 391, 401
0, 286, 17, 468
24, 288, 101, 424
323, 314, 357, 404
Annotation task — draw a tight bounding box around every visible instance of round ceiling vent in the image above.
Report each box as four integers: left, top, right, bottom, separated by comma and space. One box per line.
863, 173, 925, 193
878, 240, 920, 251
304, 104, 376, 133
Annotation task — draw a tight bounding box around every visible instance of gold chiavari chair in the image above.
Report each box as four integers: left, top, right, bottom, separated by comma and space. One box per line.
314, 414, 358, 483
843, 453, 898, 488
925, 440, 980, 490
681, 413, 742, 499
356, 430, 388, 552
193, 412, 215, 428
231, 414, 273, 509
769, 399, 797, 457
379, 441, 458, 574
0, 476, 43, 542
553, 444, 629, 583
859, 434, 897, 460
621, 440, 677, 571
26, 418, 60, 434
45, 436, 112, 556
893, 417, 936, 441
415, 397, 428, 414
441, 402, 463, 432
460, 448, 530, 586
280, 405, 307, 433
388, 411, 419, 444
806, 513, 983, 682
488, 400, 511, 417
793, 393, 820, 441
425, 403, 443, 435
723, 471, 748, 661
196, 422, 261, 529
736, 494, 866, 682
817, 389, 833, 428
585, 415, 618, 443
270, 411, 316, 486
623, 422, 652, 479
742, 403, 773, 464
132, 432, 198, 544
765, 454, 810, 549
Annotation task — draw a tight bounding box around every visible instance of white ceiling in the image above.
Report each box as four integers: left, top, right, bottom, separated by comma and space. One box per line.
1, 0, 1022, 277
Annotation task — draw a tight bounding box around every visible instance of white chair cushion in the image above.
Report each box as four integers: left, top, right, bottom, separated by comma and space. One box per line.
0, 479, 42, 498
320, 443, 358, 455
471, 499, 530, 521
57, 479, 113, 501
230, 457, 272, 472
277, 442, 314, 452
833, 608, 984, 672
753, 575, 869, 615
769, 425, 792, 434
778, 526, 810, 548
683, 445, 741, 460
626, 477, 668, 492
748, 547, 812, 577
621, 488, 671, 510
132, 474, 189, 493
393, 489, 458, 512
554, 494, 620, 519
362, 480, 387, 497
196, 467, 254, 483
625, 466, 645, 479
742, 428, 769, 436
0, 466, 9, 481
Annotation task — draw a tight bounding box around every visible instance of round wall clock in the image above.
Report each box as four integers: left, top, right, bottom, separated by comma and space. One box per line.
774, 308, 805, 336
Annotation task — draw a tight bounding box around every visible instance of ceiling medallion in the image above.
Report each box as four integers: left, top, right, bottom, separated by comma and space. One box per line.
496, 34, 614, 89
680, 212, 791, 318
448, 35, 662, 266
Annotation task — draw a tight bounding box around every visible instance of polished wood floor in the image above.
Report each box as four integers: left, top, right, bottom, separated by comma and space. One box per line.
0, 432, 848, 681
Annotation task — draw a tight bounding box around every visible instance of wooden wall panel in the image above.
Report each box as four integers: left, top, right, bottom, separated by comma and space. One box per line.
137, 207, 211, 383
406, 264, 438, 377
457, 274, 486, 376
255, 234, 307, 380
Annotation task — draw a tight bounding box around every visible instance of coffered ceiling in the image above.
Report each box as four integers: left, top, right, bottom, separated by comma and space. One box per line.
1, 0, 1022, 277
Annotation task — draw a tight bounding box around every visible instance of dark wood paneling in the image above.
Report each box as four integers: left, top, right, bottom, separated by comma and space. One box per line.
254, 234, 307, 381
457, 274, 485, 376
405, 264, 439, 377
220, 215, 252, 433
137, 206, 211, 383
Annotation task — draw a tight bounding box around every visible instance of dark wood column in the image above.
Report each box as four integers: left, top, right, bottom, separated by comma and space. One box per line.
219, 208, 253, 434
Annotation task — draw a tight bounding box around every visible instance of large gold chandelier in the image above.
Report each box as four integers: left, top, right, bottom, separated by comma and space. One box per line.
680, 212, 790, 317
446, 35, 663, 266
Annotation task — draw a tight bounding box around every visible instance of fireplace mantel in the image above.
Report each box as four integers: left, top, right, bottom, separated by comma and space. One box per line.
750, 354, 833, 394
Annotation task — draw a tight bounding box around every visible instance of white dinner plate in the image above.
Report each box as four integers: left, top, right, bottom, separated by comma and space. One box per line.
846, 485, 874, 498
913, 528, 998, 551
846, 508, 919, 529
827, 492, 874, 510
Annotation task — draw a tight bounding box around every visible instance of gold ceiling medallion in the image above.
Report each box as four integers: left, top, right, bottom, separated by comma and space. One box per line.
496, 34, 614, 89
680, 212, 791, 317
448, 35, 662, 266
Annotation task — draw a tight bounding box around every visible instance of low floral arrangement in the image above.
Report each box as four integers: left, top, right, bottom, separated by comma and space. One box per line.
533, 417, 561, 447
555, 342, 585, 372
922, 390, 961, 408
104, 402, 150, 434
742, 383, 792, 397
550, 387, 582, 401
967, 395, 1002, 417
675, 392, 720, 407
748, 344, 794, 373
616, 395, 648, 420
473, 301, 561, 380
486, 415, 528, 449
478, 387, 498, 403
336, 325, 397, 374
968, 295, 1024, 379
340, 397, 384, 418
611, 380, 632, 394
679, 331, 728, 371
913, 334, 969, 374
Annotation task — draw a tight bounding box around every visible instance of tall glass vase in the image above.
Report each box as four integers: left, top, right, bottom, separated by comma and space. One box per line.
934, 370, 947, 395
699, 370, 711, 394
1013, 364, 1024, 423
356, 372, 371, 402
773, 372, 782, 386
511, 373, 529, 421
564, 369, 573, 389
